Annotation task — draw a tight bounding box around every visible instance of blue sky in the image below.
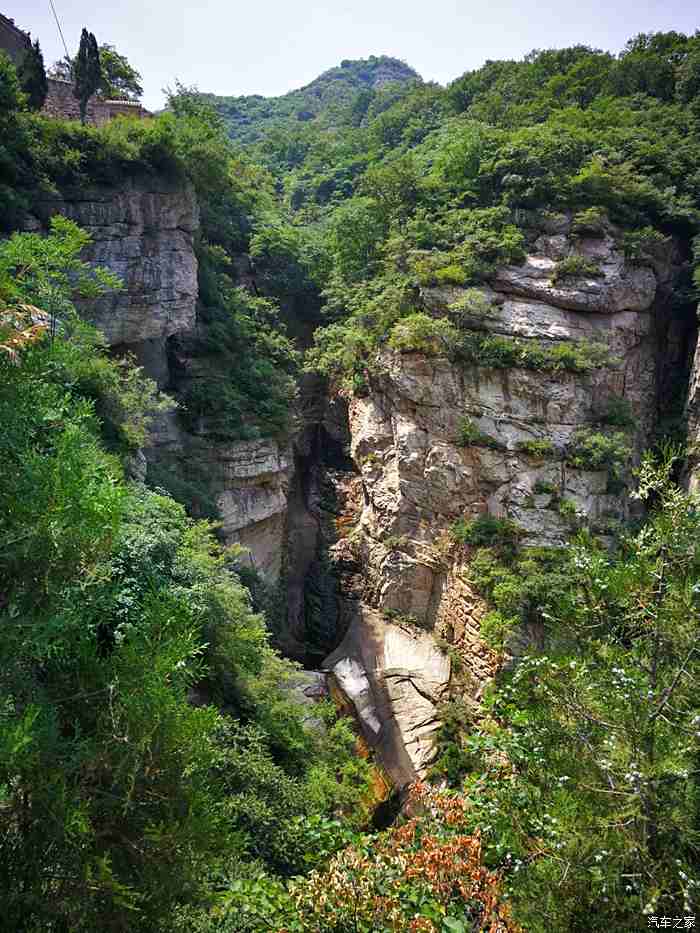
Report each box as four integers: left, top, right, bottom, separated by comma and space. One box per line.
12, 0, 700, 111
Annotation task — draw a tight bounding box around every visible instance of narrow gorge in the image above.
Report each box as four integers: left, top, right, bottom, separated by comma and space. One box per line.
36, 167, 698, 796
3, 30, 700, 932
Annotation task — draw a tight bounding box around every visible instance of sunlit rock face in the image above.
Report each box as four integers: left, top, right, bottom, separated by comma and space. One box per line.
34, 179, 293, 580
33, 174, 199, 347
325, 607, 452, 788
325, 221, 684, 783
145, 412, 292, 580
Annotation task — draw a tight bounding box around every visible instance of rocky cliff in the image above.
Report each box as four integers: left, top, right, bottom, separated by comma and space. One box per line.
323, 215, 691, 791
34, 174, 292, 579
41, 178, 696, 797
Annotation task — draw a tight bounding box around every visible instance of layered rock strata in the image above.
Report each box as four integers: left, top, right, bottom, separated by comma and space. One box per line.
326, 221, 682, 786
35, 176, 292, 578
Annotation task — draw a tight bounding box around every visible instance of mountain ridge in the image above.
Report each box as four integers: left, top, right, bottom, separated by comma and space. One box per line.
202, 54, 422, 142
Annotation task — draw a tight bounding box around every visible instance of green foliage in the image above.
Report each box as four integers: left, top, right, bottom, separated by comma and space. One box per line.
0, 217, 169, 455
533, 479, 557, 495
204, 56, 420, 145
447, 287, 500, 318
51, 43, 141, 101
566, 427, 632, 478
95, 43, 143, 100
557, 496, 581, 526
457, 331, 614, 373
517, 438, 557, 458
17, 39, 48, 110
450, 450, 700, 931
456, 416, 503, 449
622, 225, 669, 261
570, 205, 607, 235
550, 253, 602, 283
388, 311, 460, 355
184, 246, 299, 440
451, 514, 521, 551
0, 214, 121, 311
0, 222, 369, 929
598, 395, 635, 428
73, 28, 101, 124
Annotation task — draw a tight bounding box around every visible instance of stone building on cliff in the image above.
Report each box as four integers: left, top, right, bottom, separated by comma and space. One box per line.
0, 12, 150, 124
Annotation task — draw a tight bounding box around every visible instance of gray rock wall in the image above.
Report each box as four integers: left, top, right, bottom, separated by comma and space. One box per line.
326, 225, 682, 786
36, 176, 292, 579
33, 175, 199, 350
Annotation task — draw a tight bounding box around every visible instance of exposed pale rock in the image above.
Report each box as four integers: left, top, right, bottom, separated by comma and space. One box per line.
34, 175, 199, 348
492, 238, 656, 313
325, 606, 451, 786
146, 414, 291, 579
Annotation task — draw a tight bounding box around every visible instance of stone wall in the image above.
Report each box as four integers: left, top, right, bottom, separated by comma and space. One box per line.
0, 13, 31, 65
42, 78, 151, 125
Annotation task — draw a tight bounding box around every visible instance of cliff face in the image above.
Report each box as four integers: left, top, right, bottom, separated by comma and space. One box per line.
34, 175, 200, 352
324, 217, 687, 790
43, 176, 696, 793
36, 174, 292, 579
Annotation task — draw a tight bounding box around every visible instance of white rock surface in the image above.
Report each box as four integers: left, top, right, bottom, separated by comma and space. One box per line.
325, 606, 451, 786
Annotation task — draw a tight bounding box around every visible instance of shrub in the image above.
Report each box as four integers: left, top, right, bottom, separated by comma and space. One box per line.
621, 226, 668, 261
517, 438, 557, 458
452, 513, 521, 549
383, 534, 408, 551
550, 254, 603, 283
456, 415, 503, 448
480, 608, 518, 651
565, 427, 631, 478
571, 206, 608, 236
448, 286, 499, 318
434, 262, 468, 285
276, 784, 519, 932
533, 479, 557, 494
598, 395, 635, 428
457, 331, 614, 373
558, 496, 581, 526
383, 608, 421, 627
387, 311, 460, 355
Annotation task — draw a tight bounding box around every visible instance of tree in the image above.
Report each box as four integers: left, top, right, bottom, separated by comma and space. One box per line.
52, 43, 143, 101
444, 447, 700, 930
47, 53, 72, 81
95, 43, 142, 100
17, 39, 47, 110
73, 28, 101, 123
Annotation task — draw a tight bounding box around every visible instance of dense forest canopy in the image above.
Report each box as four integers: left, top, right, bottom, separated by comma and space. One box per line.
1, 26, 700, 931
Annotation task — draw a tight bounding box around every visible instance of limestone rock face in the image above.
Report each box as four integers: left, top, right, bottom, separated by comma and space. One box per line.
34, 175, 199, 348
330, 232, 679, 780
493, 241, 656, 314
147, 413, 291, 579
325, 607, 451, 787
37, 176, 291, 582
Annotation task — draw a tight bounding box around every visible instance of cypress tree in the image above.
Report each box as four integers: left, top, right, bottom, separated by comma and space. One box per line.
73, 28, 101, 123
17, 39, 48, 111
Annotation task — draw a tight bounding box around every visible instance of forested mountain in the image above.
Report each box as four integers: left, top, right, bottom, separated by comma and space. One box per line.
1, 26, 700, 932
203, 54, 420, 143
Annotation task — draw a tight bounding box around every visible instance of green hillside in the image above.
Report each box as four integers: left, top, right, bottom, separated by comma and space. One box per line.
203, 54, 420, 143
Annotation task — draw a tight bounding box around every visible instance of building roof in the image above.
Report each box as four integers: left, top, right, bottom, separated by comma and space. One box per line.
0, 12, 31, 44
